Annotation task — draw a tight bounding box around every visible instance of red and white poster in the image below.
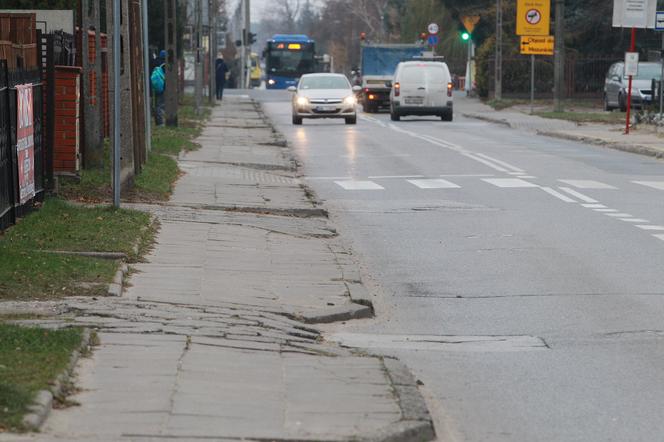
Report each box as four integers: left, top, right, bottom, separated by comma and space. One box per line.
16, 84, 35, 204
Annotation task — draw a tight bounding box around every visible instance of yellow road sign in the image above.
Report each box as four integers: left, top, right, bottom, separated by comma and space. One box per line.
461, 15, 481, 34
520, 36, 554, 55
516, 0, 551, 36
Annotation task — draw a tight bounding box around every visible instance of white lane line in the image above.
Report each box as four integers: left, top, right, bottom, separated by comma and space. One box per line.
582, 204, 607, 209
482, 178, 539, 188
474, 153, 525, 173
540, 187, 577, 202
558, 187, 599, 203
368, 175, 424, 179
518, 176, 537, 179
619, 218, 650, 223
606, 213, 633, 218
305, 176, 353, 180
440, 174, 495, 177
407, 179, 461, 189
558, 180, 617, 190
594, 208, 619, 212
632, 181, 664, 191
654, 234, 664, 241
508, 171, 523, 175
463, 153, 509, 172
334, 180, 385, 190
636, 225, 664, 231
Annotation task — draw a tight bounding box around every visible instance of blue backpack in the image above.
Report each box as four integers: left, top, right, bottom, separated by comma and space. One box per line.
150, 65, 165, 95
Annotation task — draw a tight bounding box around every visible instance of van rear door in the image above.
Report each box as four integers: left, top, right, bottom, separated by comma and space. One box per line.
424, 65, 449, 107
399, 65, 427, 106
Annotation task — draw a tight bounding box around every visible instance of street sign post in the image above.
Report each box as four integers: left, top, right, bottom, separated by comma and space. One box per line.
657, 11, 664, 116
516, 0, 551, 36
520, 36, 554, 55
427, 34, 439, 47
428, 23, 439, 35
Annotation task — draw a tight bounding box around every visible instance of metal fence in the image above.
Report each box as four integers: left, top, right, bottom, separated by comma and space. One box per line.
0, 61, 45, 231
479, 56, 616, 99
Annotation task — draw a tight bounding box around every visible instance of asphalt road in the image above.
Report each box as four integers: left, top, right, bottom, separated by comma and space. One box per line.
243, 89, 664, 442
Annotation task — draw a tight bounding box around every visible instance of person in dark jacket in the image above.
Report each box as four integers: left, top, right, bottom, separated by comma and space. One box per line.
215, 57, 228, 101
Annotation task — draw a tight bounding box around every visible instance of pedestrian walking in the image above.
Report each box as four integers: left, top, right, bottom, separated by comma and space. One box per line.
215, 56, 228, 101
151, 50, 167, 125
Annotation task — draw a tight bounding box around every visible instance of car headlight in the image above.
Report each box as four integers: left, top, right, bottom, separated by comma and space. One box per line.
344, 95, 357, 105
296, 96, 309, 106
268, 79, 276, 85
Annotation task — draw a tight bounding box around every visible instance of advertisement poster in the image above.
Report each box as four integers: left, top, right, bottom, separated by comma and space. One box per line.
16, 84, 35, 204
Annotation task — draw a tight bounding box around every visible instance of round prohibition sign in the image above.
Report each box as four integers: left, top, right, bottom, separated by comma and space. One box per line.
525, 9, 542, 25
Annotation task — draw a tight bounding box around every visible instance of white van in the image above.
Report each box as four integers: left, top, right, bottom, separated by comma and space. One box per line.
389, 61, 454, 121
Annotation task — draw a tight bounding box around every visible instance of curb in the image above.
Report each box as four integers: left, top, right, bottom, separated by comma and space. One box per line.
22, 328, 93, 431
293, 303, 373, 324
462, 112, 512, 127
536, 130, 664, 159
365, 358, 436, 442
107, 263, 128, 297
463, 111, 664, 160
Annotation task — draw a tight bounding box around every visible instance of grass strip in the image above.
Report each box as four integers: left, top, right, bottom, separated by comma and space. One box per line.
0, 198, 153, 300
534, 111, 625, 124
0, 324, 82, 432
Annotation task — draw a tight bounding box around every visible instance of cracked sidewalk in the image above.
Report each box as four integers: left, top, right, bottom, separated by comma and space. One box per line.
0, 96, 434, 442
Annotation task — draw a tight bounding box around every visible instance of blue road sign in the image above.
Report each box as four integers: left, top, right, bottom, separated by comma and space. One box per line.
427, 34, 439, 46
656, 11, 664, 31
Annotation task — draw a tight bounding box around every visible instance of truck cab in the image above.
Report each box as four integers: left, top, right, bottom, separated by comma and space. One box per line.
360, 44, 424, 113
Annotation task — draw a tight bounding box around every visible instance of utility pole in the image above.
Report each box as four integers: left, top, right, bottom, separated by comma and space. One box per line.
164, 0, 178, 126
553, 0, 565, 112
112, 0, 121, 208
239, 0, 246, 89
142, 0, 152, 152
194, 0, 203, 115
209, 0, 217, 105
243, 0, 251, 89
495, 0, 502, 101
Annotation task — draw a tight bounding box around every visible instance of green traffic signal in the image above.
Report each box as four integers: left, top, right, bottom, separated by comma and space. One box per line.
461, 32, 471, 41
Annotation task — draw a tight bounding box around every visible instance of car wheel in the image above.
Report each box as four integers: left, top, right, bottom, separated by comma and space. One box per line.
390, 109, 401, 121
618, 93, 627, 112
345, 116, 357, 125
292, 115, 303, 125
441, 109, 453, 122
603, 94, 614, 112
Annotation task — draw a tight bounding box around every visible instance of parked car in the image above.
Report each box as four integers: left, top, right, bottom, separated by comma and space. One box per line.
288, 73, 361, 125
604, 61, 662, 111
389, 61, 454, 121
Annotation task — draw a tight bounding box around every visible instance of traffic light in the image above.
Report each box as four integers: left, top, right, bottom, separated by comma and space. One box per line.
248, 32, 257, 45
360, 32, 367, 41
461, 31, 471, 41
418, 32, 427, 42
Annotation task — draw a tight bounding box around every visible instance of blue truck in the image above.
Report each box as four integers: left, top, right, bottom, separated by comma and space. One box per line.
360, 44, 424, 113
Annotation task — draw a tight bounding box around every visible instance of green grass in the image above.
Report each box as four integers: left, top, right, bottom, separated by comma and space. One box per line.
133, 152, 180, 200
534, 111, 625, 124
0, 198, 153, 300
485, 98, 530, 110
0, 324, 82, 432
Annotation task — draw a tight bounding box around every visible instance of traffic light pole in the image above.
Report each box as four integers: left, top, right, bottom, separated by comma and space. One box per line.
244, 0, 251, 89
495, 0, 502, 101
553, 0, 565, 112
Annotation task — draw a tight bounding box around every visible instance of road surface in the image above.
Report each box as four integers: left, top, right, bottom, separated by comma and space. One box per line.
245, 90, 664, 441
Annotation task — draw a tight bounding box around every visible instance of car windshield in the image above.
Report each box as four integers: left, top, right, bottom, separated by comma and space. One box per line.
627, 64, 662, 80
299, 76, 349, 90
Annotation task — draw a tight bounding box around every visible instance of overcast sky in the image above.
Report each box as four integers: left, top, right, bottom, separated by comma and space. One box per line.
230, 0, 321, 21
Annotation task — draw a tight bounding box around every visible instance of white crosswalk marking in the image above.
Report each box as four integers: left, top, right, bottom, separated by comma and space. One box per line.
654, 234, 664, 241
482, 178, 538, 188
540, 187, 576, 202
407, 179, 461, 189
582, 204, 607, 209
558, 180, 617, 189
334, 180, 384, 190
633, 181, 664, 191
619, 218, 649, 223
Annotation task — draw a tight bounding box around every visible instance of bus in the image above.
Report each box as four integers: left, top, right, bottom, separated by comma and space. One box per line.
264, 34, 316, 89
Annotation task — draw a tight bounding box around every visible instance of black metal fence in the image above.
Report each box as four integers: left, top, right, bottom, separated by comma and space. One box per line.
0, 61, 45, 231
478, 56, 616, 99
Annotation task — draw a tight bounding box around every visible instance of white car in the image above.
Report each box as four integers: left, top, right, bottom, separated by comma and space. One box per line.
288, 73, 361, 125
389, 61, 454, 121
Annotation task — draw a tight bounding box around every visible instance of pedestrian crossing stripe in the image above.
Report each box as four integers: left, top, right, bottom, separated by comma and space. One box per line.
407, 179, 461, 189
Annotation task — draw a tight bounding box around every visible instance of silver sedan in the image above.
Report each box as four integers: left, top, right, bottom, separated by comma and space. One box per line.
288, 73, 361, 125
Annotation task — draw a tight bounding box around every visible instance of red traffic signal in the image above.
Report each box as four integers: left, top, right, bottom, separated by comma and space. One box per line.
419, 32, 427, 41
360, 32, 367, 41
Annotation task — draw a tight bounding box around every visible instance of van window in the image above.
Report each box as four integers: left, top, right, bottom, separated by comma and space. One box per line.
400, 65, 447, 85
